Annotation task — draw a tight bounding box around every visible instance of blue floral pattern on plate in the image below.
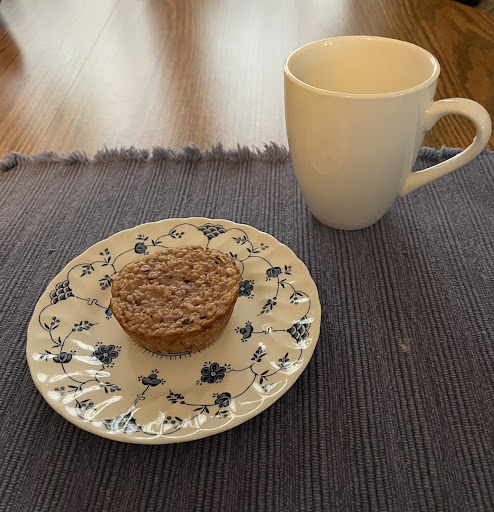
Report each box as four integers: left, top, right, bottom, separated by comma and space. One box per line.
27, 218, 321, 444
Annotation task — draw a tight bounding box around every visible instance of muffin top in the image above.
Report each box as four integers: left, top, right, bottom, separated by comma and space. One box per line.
110, 246, 241, 339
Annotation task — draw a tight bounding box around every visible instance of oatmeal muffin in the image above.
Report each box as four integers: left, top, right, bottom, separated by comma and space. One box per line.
110, 245, 241, 353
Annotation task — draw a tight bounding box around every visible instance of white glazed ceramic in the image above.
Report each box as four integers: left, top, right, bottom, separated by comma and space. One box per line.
284, 36, 492, 230
27, 218, 321, 444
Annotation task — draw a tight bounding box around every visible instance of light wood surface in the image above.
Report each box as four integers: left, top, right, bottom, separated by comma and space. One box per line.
0, 0, 492, 157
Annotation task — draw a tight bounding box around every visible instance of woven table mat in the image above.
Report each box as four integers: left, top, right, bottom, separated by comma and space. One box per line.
0, 146, 493, 511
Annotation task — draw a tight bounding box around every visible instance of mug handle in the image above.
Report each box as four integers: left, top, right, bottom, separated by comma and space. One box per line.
400, 98, 492, 196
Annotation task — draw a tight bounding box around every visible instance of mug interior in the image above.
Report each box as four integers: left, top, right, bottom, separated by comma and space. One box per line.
285, 37, 439, 95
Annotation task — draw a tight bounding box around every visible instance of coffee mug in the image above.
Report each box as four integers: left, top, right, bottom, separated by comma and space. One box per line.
284, 36, 492, 230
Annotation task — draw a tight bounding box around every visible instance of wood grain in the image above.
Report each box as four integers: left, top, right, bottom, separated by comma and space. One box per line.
0, 0, 492, 156
0, 0, 119, 155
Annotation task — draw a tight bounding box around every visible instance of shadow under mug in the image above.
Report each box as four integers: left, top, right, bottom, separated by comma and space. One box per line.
284, 36, 492, 230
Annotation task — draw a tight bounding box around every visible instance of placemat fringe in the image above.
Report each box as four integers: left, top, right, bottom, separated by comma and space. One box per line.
0, 143, 291, 171
1, 144, 488, 172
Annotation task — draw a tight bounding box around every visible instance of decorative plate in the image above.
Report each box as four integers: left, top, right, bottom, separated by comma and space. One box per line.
27, 218, 321, 444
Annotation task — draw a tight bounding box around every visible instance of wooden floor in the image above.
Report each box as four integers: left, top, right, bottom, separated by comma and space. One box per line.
0, 0, 492, 157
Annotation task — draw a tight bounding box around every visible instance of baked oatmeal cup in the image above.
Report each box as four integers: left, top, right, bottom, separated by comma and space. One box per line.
110, 245, 241, 353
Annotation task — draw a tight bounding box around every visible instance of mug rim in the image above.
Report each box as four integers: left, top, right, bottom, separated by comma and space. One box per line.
284, 35, 440, 99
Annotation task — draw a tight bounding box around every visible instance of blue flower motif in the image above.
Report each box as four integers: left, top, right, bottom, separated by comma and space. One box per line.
266, 266, 281, 279
200, 362, 227, 384
239, 280, 254, 297
53, 352, 73, 364
49, 280, 73, 304
287, 317, 311, 344
93, 344, 119, 365
167, 390, 185, 404
235, 321, 253, 341
164, 415, 182, 426
214, 392, 231, 409
103, 412, 141, 434
140, 372, 163, 387
99, 275, 113, 291
197, 223, 226, 239
134, 242, 147, 254
251, 346, 267, 363
277, 353, 290, 369
260, 298, 277, 314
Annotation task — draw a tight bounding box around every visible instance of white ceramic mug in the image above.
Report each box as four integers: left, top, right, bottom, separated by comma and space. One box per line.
284, 36, 492, 230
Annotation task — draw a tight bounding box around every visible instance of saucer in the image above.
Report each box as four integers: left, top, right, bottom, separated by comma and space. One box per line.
27, 218, 321, 443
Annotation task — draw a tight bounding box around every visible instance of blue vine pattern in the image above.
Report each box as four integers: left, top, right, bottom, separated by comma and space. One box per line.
35, 221, 314, 437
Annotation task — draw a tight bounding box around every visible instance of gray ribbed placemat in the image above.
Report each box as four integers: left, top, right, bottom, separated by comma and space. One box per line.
0, 145, 493, 512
